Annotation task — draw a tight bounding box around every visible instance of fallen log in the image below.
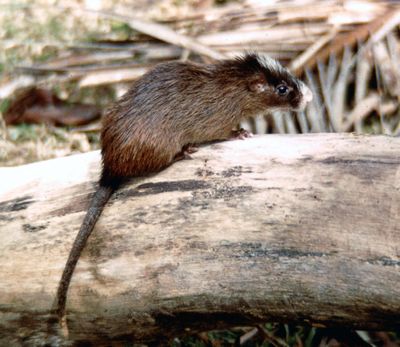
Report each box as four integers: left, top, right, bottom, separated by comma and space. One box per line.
1, 133, 400, 345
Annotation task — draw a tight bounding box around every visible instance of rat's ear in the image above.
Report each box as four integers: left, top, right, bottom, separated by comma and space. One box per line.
248, 76, 267, 93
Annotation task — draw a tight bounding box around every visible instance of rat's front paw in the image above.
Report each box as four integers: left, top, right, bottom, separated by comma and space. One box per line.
230, 128, 254, 140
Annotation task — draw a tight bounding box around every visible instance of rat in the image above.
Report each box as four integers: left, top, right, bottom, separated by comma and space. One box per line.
54, 52, 313, 322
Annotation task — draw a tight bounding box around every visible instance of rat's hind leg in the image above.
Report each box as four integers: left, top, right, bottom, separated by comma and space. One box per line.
182, 144, 199, 154
174, 144, 199, 161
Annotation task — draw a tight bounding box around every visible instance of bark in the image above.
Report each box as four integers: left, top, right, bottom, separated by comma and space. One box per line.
1, 133, 400, 345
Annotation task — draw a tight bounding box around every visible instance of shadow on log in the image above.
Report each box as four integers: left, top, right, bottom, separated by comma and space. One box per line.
1, 134, 400, 345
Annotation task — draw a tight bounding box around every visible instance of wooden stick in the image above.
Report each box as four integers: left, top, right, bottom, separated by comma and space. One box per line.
1, 134, 400, 345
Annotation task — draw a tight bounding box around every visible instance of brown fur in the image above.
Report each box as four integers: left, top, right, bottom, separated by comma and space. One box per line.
100, 55, 306, 182
54, 53, 311, 322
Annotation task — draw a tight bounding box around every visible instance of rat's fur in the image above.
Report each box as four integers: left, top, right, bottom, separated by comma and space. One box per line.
55, 53, 312, 320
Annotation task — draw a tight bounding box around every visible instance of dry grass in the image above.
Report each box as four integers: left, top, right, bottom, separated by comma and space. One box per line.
1, 0, 399, 167
1, 0, 400, 165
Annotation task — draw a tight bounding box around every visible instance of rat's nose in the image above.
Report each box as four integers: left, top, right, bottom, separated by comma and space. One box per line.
301, 84, 313, 103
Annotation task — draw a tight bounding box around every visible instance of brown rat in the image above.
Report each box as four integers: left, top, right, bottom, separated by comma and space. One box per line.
55, 52, 313, 321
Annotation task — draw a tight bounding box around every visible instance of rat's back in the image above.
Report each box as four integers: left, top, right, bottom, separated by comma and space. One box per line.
100, 61, 209, 179
100, 61, 229, 179
100, 54, 313, 180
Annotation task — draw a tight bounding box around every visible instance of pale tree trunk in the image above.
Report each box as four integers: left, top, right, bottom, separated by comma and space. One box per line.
0, 133, 399, 346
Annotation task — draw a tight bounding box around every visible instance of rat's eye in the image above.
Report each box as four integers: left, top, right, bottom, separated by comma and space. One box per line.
276, 85, 289, 96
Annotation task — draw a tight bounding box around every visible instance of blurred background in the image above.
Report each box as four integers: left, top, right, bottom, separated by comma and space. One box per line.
0, 0, 399, 345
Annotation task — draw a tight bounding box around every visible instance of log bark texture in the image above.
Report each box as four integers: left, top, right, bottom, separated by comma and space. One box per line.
1, 133, 400, 345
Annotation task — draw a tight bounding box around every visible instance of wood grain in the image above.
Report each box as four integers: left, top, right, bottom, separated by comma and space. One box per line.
1, 134, 400, 345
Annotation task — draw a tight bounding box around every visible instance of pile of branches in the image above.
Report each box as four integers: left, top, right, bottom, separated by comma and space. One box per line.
1, 0, 400, 134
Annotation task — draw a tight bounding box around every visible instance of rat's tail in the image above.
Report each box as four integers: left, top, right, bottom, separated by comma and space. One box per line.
55, 183, 115, 320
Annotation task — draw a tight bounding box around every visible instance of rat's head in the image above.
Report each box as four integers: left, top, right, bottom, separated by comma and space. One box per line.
238, 53, 312, 112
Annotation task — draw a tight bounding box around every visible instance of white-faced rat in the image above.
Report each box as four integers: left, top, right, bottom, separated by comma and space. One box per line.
55, 52, 313, 321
